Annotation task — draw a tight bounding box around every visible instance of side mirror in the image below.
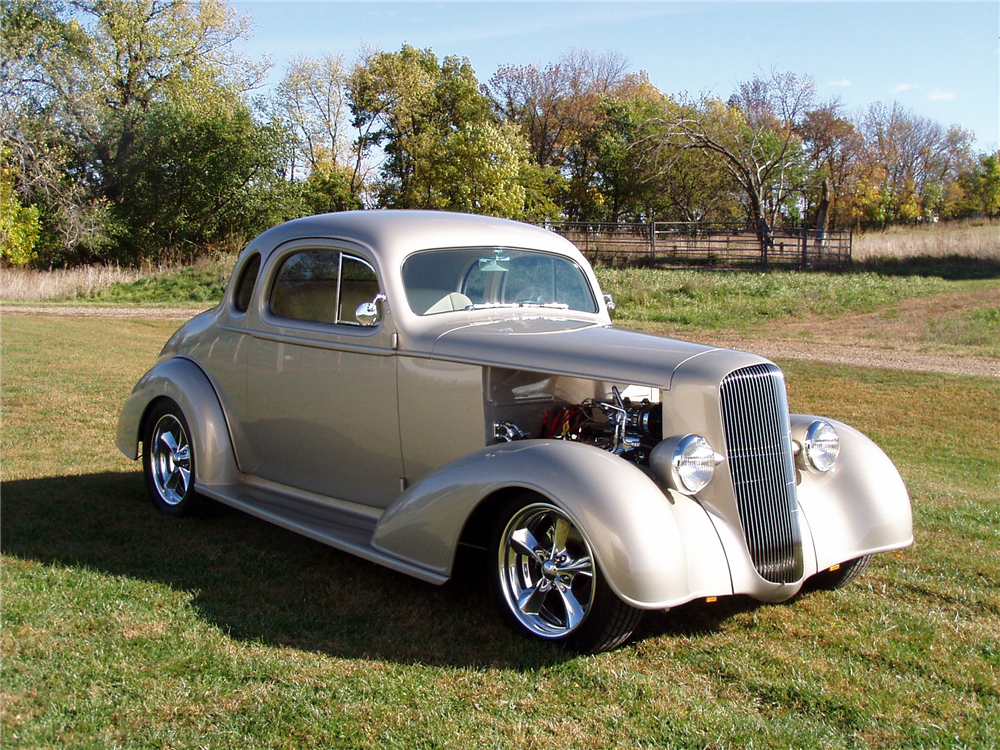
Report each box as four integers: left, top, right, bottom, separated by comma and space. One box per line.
355, 293, 386, 326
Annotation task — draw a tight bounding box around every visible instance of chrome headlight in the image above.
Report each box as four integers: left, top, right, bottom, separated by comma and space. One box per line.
651, 434, 724, 495
800, 420, 840, 473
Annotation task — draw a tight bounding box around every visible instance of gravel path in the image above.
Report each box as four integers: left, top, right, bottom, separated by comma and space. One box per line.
2, 304, 206, 320
691, 336, 999, 379
4, 304, 998, 379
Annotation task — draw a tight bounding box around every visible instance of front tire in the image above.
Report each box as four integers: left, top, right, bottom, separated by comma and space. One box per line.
812, 555, 874, 590
142, 399, 205, 516
489, 496, 642, 653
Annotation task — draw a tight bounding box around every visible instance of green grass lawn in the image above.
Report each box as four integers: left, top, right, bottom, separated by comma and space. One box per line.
2, 314, 998, 749
597, 266, 950, 329
602, 254, 999, 331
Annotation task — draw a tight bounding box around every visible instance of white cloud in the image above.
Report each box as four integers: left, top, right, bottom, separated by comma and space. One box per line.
891, 83, 919, 94
927, 89, 959, 101
828, 79, 851, 87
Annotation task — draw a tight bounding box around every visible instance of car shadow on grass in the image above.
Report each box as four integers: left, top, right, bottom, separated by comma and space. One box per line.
1, 471, 756, 667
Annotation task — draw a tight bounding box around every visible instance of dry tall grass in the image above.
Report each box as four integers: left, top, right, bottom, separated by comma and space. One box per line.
0, 255, 232, 302
853, 220, 1000, 261
0, 264, 153, 302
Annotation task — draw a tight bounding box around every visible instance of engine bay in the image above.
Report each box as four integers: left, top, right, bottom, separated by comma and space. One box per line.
488, 368, 663, 466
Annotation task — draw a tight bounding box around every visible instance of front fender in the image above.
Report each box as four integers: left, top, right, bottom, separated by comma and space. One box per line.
793, 415, 913, 572
116, 357, 242, 487
372, 440, 733, 609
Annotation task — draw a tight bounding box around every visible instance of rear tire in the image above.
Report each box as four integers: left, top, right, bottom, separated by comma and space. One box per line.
489, 495, 642, 653
812, 555, 874, 590
142, 399, 205, 516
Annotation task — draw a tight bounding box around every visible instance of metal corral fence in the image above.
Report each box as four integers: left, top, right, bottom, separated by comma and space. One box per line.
544, 222, 853, 269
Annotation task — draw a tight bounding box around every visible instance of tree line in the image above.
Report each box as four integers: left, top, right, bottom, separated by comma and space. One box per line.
2, 0, 998, 267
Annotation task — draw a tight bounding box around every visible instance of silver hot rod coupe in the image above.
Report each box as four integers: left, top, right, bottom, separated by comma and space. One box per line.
118, 210, 913, 652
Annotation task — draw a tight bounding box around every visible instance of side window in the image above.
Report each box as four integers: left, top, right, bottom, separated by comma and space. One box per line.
337, 255, 379, 325
267, 249, 381, 326
233, 253, 261, 313
269, 250, 340, 323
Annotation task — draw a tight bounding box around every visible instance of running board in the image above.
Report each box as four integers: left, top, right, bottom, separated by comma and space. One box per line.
196, 482, 449, 586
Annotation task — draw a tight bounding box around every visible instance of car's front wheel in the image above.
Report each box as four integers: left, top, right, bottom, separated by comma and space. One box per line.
489, 496, 642, 653
812, 555, 874, 590
142, 399, 205, 516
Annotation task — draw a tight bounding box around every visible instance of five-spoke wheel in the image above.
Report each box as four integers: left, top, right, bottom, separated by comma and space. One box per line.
142, 400, 204, 515
490, 497, 642, 653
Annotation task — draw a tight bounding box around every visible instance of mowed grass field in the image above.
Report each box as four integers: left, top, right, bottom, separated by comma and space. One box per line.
2, 309, 998, 747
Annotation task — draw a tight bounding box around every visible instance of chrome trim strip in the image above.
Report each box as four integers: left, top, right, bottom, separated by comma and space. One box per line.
222, 328, 395, 356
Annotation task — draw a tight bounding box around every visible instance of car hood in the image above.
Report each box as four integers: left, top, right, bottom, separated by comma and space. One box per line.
430, 317, 727, 389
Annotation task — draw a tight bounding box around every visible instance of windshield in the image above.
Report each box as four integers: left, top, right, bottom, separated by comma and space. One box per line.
402, 248, 598, 316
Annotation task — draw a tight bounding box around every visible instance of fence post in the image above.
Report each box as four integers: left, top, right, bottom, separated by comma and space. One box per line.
801, 229, 808, 269
649, 221, 656, 261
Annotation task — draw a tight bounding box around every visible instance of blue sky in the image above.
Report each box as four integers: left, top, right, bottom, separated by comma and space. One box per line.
233, 1, 1000, 150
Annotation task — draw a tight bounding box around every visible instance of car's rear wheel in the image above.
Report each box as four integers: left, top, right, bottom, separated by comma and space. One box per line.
489, 496, 642, 653
812, 555, 874, 590
143, 399, 204, 516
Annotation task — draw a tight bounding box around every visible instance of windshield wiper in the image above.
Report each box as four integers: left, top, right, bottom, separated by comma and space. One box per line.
517, 301, 569, 310
464, 302, 520, 311
464, 301, 571, 311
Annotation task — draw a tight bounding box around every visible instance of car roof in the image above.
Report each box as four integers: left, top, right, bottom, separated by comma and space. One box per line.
247, 210, 582, 267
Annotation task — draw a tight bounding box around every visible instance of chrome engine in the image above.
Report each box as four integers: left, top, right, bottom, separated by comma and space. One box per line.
496, 386, 662, 465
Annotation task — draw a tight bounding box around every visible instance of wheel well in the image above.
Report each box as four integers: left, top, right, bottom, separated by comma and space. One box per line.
457, 486, 546, 551
138, 396, 179, 453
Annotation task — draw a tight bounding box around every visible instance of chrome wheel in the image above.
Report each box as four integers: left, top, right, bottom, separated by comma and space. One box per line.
496, 502, 596, 639
149, 413, 192, 506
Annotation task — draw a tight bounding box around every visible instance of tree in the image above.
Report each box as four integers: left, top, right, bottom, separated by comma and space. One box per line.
669, 70, 815, 252
857, 102, 975, 226
275, 53, 351, 179
583, 92, 677, 221
1, 0, 111, 262
109, 101, 293, 260
349, 45, 445, 207
0, 145, 41, 265
1, 0, 284, 264
273, 52, 362, 213
296, 162, 362, 215
486, 49, 632, 170
798, 102, 865, 229
486, 49, 645, 219
73, 0, 263, 203
952, 152, 1000, 218
431, 120, 558, 219
347, 45, 543, 218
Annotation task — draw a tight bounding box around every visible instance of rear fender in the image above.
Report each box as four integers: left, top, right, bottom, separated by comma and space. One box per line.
116, 357, 242, 487
373, 440, 732, 609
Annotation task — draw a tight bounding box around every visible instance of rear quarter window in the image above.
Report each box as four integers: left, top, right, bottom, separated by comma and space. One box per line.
233, 253, 261, 313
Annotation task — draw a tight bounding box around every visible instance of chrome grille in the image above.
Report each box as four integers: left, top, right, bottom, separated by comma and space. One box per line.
719, 364, 802, 583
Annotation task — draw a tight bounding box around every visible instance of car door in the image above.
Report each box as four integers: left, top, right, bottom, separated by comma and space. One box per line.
244, 240, 403, 509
